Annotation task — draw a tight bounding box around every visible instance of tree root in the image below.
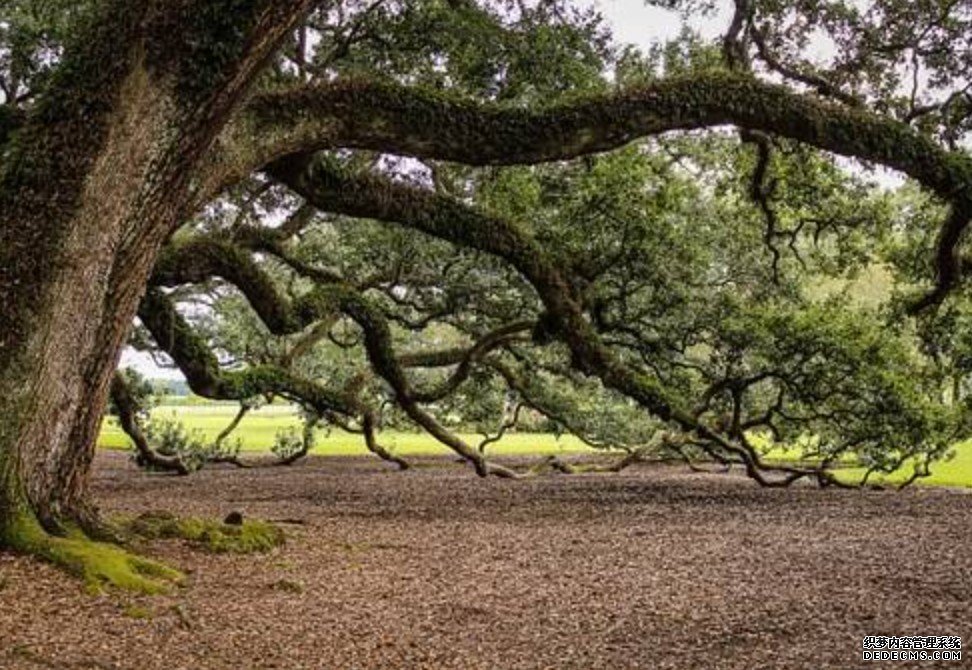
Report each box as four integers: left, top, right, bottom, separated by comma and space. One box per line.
2, 512, 183, 595
544, 451, 644, 474
125, 511, 285, 554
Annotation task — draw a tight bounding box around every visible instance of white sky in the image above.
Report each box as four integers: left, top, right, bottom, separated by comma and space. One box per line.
588, 0, 731, 45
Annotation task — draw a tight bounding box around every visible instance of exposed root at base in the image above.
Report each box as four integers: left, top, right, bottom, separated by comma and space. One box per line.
3, 514, 183, 595
125, 511, 285, 554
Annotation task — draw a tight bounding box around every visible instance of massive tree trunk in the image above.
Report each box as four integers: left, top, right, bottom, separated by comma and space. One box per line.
0, 7, 160, 533
0, 0, 312, 588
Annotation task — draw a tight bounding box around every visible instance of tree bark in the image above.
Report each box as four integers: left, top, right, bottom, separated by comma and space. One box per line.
0, 1, 315, 582
0, 6, 168, 537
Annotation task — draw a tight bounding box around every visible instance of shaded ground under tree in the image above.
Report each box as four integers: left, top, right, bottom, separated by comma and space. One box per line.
1, 452, 968, 670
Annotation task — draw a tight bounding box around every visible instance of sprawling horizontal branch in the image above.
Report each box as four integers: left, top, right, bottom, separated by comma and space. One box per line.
137, 288, 348, 416
272, 157, 842, 487
235, 72, 972, 203
212, 71, 972, 305
148, 234, 526, 477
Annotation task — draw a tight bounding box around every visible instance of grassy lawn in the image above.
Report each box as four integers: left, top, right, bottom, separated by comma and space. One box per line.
98, 403, 594, 457
98, 403, 972, 487
832, 446, 972, 489
753, 438, 972, 489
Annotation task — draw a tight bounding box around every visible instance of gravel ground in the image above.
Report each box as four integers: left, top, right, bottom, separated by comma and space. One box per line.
1, 451, 970, 669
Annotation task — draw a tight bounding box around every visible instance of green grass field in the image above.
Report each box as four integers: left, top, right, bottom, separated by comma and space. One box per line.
98, 403, 972, 487
761, 447, 972, 489
98, 403, 594, 457
833, 449, 972, 489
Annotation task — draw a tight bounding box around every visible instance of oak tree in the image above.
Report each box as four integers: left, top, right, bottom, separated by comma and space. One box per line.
1, 0, 971, 587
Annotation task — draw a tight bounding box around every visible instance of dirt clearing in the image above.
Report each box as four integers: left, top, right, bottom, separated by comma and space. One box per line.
1, 452, 969, 669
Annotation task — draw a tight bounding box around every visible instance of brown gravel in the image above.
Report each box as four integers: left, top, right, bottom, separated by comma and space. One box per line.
1, 452, 970, 669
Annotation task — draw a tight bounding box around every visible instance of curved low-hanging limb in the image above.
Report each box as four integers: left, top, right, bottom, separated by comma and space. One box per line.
137, 287, 417, 470
137, 288, 347, 420
109, 373, 191, 476
360, 409, 410, 471
331, 288, 520, 478
271, 156, 881, 488
110, 392, 307, 472
146, 236, 528, 476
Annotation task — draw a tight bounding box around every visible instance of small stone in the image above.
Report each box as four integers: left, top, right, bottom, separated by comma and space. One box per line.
223, 511, 244, 526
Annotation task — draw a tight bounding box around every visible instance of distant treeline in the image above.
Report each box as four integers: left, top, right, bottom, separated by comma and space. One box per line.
150, 379, 190, 397
148, 379, 292, 406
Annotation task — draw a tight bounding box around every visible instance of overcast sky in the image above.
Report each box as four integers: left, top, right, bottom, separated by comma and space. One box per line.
589, 0, 731, 46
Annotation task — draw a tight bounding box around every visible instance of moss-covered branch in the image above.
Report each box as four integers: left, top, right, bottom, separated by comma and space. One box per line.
222, 71, 972, 304
137, 288, 348, 416
236, 72, 972, 204
272, 157, 843, 487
